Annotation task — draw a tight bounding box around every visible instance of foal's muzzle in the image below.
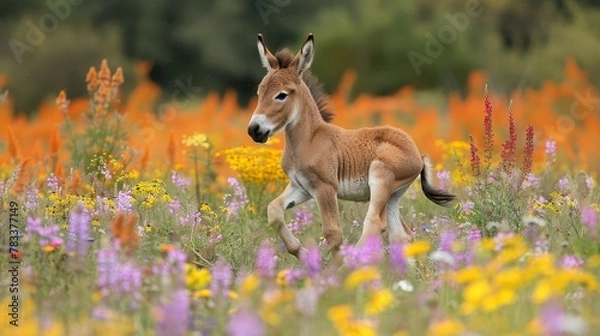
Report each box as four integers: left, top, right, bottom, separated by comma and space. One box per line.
247, 123, 271, 143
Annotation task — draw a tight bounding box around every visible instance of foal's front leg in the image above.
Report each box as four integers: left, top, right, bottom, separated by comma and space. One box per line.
267, 183, 311, 258
313, 184, 343, 266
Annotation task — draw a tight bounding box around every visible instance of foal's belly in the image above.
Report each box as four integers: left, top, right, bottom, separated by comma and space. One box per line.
337, 178, 370, 202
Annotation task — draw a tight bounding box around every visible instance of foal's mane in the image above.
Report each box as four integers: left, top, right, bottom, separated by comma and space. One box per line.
274, 49, 334, 123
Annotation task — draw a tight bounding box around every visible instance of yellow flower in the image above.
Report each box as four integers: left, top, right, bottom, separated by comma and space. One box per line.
276, 270, 289, 287
328, 305, 354, 324
91, 291, 102, 303
344, 267, 380, 290
405, 240, 431, 257
527, 318, 544, 335
427, 319, 465, 336
531, 279, 553, 304
587, 255, 600, 268
453, 266, 484, 284
494, 267, 523, 289
240, 274, 260, 295
221, 145, 287, 184
42, 245, 56, 252
182, 132, 210, 149
185, 264, 211, 290
194, 289, 212, 299
343, 320, 377, 336
479, 238, 496, 251
260, 308, 280, 326
463, 280, 491, 305
365, 288, 394, 315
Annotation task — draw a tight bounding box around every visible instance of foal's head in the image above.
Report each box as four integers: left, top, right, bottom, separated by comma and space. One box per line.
247, 34, 317, 143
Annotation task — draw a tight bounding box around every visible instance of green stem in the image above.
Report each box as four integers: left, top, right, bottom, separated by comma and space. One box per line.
194, 151, 201, 207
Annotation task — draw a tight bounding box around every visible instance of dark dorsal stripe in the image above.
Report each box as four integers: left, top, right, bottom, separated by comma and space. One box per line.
274, 49, 334, 123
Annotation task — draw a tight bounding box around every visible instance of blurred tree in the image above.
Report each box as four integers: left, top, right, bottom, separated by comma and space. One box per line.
1, 0, 600, 114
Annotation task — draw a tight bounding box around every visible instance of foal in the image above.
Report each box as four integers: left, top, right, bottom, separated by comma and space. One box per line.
247, 34, 455, 264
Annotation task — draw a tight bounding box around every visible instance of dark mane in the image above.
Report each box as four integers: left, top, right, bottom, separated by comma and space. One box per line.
274, 49, 334, 123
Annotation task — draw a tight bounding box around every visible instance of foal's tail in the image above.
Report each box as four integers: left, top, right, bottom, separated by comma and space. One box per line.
420, 155, 456, 206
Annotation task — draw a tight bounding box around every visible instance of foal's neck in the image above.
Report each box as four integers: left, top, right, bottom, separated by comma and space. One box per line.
284, 87, 326, 155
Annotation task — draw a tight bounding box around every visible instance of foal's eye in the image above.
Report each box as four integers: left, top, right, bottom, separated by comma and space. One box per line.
274, 92, 288, 101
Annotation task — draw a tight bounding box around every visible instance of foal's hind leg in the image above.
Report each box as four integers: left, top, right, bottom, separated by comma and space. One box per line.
356, 160, 396, 247
386, 186, 414, 244
268, 183, 311, 258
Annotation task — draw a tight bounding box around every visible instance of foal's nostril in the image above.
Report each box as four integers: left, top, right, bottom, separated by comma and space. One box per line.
248, 123, 261, 137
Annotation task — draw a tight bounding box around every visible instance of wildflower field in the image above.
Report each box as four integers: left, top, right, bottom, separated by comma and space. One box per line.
0, 59, 599, 336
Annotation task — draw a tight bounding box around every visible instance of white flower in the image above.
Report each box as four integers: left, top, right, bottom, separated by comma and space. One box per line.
393, 280, 414, 292
429, 250, 455, 266
523, 215, 546, 227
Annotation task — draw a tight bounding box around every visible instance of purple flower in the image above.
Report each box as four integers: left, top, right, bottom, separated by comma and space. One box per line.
255, 241, 277, 278
155, 290, 190, 336
171, 170, 191, 189
560, 255, 584, 269
558, 177, 570, 194
521, 173, 539, 189
467, 226, 482, 242
210, 259, 233, 299
436, 170, 451, 190
296, 285, 320, 316
340, 236, 383, 269
539, 301, 587, 335
389, 243, 407, 275
27, 217, 63, 247
586, 176, 595, 190
581, 206, 597, 231
25, 187, 39, 211
438, 230, 456, 253
67, 202, 91, 259
167, 248, 187, 285
545, 139, 557, 164
300, 245, 321, 278
116, 190, 133, 214
227, 309, 265, 336
535, 238, 549, 255
460, 201, 474, 213
225, 177, 248, 217
47, 174, 60, 193
97, 243, 143, 306
288, 208, 314, 232
168, 199, 181, 215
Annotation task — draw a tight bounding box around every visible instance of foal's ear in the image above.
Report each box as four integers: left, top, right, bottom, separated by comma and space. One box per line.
295, 34, 314, 75
257, 34, 278, 72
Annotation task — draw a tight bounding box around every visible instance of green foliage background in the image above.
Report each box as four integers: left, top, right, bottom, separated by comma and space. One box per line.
1, 0, 600, 114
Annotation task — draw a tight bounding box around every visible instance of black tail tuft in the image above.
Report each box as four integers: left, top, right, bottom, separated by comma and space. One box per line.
420, 157, 456, 206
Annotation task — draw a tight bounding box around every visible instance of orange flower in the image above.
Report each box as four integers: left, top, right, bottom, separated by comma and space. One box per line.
111, 214, 139, 252
11, 159, 30, 194
49, 127, 61, 158
86, 66, 99, 92
54, 159, 65, 181
55, 90, 69, 114
167, 132, 176, 166
69, 170, 82, 194
159, 244, 173, 253
139, 145, 149, 170
111, 67, 124, 89
98, 59, 111, 82
7, 126, 20, 160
